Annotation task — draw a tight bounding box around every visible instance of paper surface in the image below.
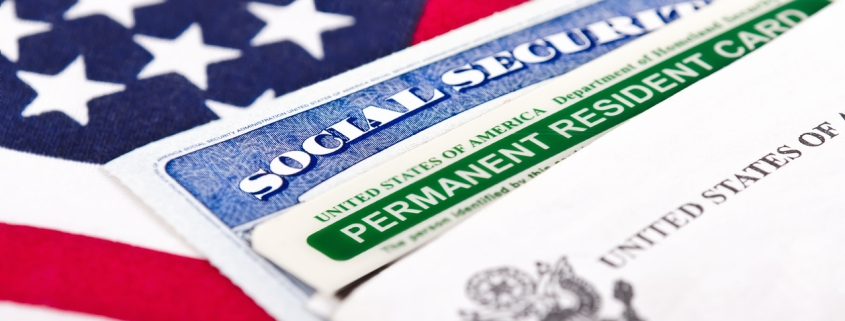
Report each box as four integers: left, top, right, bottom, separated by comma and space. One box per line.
252, 0, 829, 294
335, 2, 845, 320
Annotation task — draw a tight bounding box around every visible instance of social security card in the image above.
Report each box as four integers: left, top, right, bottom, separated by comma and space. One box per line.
161, 0, 708, 231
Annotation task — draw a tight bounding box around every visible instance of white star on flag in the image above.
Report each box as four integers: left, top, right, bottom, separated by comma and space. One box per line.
247, 0, 355, 60
0, 0, 51, 62
17, 56, 125, 126
205, 89, 277, 119
63, 0, 166, 29
133, 23, 241, 90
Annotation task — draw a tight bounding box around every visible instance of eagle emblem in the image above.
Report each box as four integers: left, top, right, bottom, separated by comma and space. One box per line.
460, 257, 643, 321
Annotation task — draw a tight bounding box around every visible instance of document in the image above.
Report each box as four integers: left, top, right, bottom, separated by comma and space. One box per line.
106, 0, 712, 319
252, 0, 830, 295
333, 1, 845, 320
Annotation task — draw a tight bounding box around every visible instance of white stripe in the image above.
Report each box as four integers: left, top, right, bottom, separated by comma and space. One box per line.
0, 302, 117, 321
0, 147, 200, 258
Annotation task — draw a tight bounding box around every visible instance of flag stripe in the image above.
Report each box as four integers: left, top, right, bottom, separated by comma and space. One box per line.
0, 223, 273, 321
411, 0, 530, 44
0, 148, 199, 259
0, 302, 116, 321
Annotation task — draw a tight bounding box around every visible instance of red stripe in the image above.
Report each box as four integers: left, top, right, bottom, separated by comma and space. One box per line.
0, 223, 274, 321
412, 0, 529, 44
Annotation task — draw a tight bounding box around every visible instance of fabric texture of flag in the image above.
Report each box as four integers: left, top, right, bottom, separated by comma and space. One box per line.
0, 0, 528, 320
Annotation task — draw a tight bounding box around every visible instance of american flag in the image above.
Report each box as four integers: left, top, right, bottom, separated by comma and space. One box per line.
0, 0, 529, 319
